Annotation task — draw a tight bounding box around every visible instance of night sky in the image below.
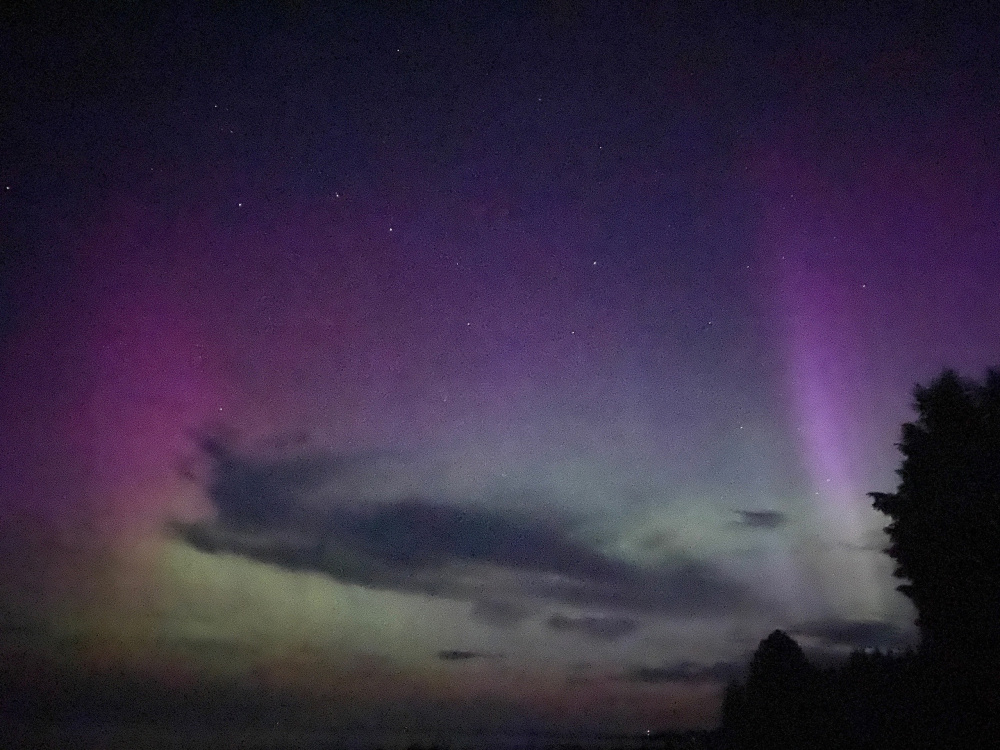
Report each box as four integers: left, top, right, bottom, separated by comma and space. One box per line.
3, 0, 1000, 738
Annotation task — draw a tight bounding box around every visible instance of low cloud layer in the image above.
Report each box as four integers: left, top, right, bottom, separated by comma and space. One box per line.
546, 613, 639, 641
734, 510, 787, 529
173, 439, 760, 622
624, 660, 744, 684
437, 650, 504, 661
791, 618, 914, 650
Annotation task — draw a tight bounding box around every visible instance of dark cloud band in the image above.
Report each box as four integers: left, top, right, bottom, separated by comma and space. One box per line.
173, 440, 760, 619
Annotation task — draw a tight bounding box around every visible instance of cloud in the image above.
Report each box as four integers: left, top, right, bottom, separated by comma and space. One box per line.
437, 650, 502, 661
193, 433, 410, 522
546, 613, 639, 641
623, 660, 743, 684
173, 440, 760, 619
790, 618, 914, 650
343, 499, 632, 582
734, 510, 787, 529
194, 435, 349, 526
192, 436, 628, 577
524, 560, 754, 615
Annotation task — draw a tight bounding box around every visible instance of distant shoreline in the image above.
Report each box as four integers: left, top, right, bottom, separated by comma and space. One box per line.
0, 721, 696, 750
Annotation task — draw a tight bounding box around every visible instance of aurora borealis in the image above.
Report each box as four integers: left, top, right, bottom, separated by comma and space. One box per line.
3, 0, 1000, 739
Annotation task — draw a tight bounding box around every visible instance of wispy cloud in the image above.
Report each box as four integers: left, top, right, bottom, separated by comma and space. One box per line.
791, 618, 914, 650
546, 613, 639, 641
623, 660, 743, 684
437, 650, 503, 661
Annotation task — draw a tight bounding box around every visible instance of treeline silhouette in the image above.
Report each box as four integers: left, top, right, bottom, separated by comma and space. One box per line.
718, 370, 1000, 749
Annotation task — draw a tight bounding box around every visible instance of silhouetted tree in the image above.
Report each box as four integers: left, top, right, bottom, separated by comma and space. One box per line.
826, 647, 934, 750
870, 369, 1000, 735
719, 369, 1000, 748
745, 629, 812, 686
720, 640, 947, 749
720, 630, 822, 749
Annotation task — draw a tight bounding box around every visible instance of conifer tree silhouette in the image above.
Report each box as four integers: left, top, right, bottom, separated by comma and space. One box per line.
871, 369, 1000, 728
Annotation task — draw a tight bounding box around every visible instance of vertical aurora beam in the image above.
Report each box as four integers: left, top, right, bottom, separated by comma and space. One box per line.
757, 162, 885, 619
782, 260, 881, 615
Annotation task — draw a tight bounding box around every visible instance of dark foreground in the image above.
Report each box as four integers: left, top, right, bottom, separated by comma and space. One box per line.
1, 723, 713, 750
